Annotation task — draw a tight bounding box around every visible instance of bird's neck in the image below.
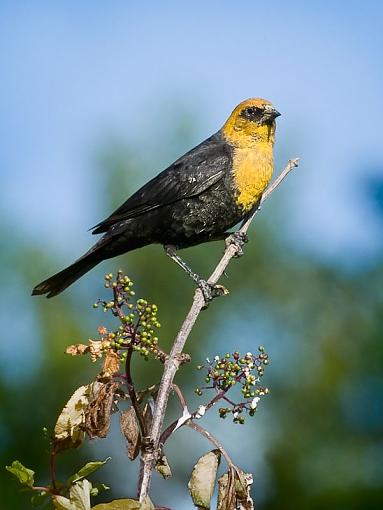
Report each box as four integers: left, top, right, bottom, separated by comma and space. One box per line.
222, 122, 276, 148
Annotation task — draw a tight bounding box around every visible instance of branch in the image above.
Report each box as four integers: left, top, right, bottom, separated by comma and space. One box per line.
138, 158, 299, 501
159, 385, 235, 468
186, 421, 235, 468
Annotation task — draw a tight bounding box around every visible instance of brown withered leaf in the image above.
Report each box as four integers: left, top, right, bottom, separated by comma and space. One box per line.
100, 349, 120, 378
217, 469, 236, 510
65, 339, 111, 363
85, 381, 119, 439
188, 449, 221, 509
53, 385, 91, 452
120, 407, 141, 460
234, 470, 254, 510
65, 344, 89, 356
88, 340, 103, 361
217, 467, 254, 510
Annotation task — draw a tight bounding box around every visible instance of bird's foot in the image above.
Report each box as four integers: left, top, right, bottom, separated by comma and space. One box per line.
198, 279, 229, 308
225, 231, 249, 257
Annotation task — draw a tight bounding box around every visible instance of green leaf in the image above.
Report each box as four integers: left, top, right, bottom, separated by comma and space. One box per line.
90, 483, 110, 497
70, 479, 92, 510
53, 480, 93, 510
91, 499, 141, 509
31, 490, 50, 507
188, 450, 221, 509
69, 458, 111, 484
6, 460, 35, 487
52, 495, 76, 510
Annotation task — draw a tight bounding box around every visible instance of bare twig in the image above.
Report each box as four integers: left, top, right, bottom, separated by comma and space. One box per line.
187, 421, 235, 468
138, 158, 299, 501
158, 384, 191, 444
171, 383, 188, 410
49, 450, 57, 491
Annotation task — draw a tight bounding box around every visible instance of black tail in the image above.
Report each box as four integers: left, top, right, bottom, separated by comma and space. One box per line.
32, 234, 148, 298
32, 251, 102, 298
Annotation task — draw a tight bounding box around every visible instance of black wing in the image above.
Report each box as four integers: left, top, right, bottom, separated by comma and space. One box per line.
92, 132, 230, 234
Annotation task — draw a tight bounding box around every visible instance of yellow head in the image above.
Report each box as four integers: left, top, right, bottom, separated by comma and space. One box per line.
222, 98, 280, 147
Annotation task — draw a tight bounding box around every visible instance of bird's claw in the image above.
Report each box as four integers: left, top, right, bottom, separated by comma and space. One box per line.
198, 280, 229, 308
225, 231, 249, 257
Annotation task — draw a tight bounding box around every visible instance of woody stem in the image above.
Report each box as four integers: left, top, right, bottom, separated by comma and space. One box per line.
138, 158, 299, 502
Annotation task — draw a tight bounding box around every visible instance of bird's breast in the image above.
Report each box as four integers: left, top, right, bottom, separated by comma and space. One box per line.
232, 145, 273, 212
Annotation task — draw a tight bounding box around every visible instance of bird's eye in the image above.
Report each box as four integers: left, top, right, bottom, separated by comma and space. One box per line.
241, 106, 262, 120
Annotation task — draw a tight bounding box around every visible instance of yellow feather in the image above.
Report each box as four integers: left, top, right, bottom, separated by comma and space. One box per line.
221, 98, 277, 211
232, 144, 273, 211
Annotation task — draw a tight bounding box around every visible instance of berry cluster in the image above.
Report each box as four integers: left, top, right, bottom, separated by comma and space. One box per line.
93, 271, 162, 362
196, 347, 270, 424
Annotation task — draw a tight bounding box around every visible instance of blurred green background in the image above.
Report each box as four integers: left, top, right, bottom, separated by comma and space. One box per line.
1, 1, 383, 509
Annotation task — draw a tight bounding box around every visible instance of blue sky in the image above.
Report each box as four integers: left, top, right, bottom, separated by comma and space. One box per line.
1, 0, 383, 265
1, 3, 383, 507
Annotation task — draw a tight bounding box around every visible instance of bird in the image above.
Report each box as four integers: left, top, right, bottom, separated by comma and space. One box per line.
32, 98, 280, 301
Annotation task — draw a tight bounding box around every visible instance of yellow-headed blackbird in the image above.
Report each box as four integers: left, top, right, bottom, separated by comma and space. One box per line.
32, 98, 280, 300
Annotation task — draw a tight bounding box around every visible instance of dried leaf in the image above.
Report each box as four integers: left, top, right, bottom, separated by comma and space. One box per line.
89, 340, 103, 361
85, 381, 119, 439
188, 450, 221, 509
120, 407, 141, 460
217, 470, 236, 510
52, 495, 76, 510
140, 496, 154, 510
70, 479, 92, 510
65, 338, 113, 362
101, 350, 120, 378
54, 385, 91, 451
69, 458, 111, 484
66, 344, 89, 356
91, 500, 141, 510
217, 468, 254, 510
155, 455, 172, 479
6, 460, 34, 487
234, 470, 254, 510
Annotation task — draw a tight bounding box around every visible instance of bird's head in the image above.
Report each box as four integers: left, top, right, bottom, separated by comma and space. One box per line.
222, 98, 281, 147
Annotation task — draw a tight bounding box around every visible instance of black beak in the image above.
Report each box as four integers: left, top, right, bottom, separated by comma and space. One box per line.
260, 106, 281, 124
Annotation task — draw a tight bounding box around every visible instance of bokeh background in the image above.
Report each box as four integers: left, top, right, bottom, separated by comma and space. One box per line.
1, 1, 383, 509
